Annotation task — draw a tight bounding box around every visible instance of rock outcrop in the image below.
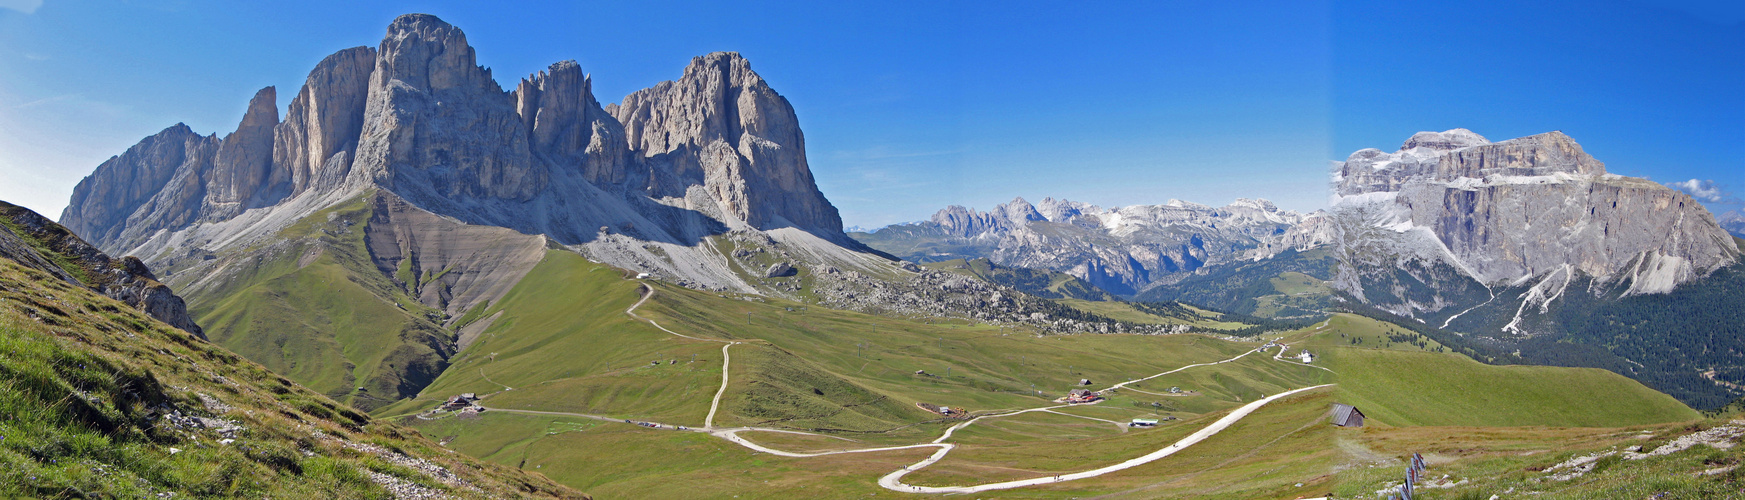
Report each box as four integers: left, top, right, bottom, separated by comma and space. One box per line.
0, 201, 205, 337
854, 196, 1304, 296
1338, 130, 1735, 289
519, 60, 633, 187
355, 14, 544, 202
764, 261, 796, 278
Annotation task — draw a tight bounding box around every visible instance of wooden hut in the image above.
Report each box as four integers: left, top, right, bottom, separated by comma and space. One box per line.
1330, 403, 1365, 427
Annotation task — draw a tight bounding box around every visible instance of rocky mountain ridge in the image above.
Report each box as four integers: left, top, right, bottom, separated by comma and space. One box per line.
60, 14, 868, 298
51, 13, 904, 412
1282, 129, 1738, 315
852, 196, 1304, 295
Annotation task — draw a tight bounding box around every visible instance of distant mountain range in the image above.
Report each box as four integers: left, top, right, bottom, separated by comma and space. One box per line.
855, 129, 1745, 408
852, 197, 1303, 295
1723, 209, 1745, 239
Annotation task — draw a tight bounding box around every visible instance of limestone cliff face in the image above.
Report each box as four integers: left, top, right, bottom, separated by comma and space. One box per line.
60, 124, 218, 252
354, 14, 544, 202
613, 52, 844, 235
1275, 129, 1740, 318
518, 60, 633, 187
205, 87, 280, 220
63, 14, 847, 249
274, 46, 376, 199
61, 48, 376, 254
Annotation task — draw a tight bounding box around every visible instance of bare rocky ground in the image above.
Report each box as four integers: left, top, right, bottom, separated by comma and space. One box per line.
708, 231, 1182, 334
1543, 420, 1745, 481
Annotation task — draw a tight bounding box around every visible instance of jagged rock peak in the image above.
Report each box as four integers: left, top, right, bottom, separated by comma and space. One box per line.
375, 13, 494, 94
930, 205, 1005, 237
1037, 197, 1094, 222
354, 12, 543, 202
60, 123, 217, 249
516, 60, 632, 185
275, 45, 376, 197
996, 197, 1046, 224
236, 87, 279, 127
614, 50, 845, 236
205, 86, 280, 217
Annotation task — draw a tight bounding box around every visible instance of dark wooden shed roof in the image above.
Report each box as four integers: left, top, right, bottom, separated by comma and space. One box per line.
1331, 403, 1365, 427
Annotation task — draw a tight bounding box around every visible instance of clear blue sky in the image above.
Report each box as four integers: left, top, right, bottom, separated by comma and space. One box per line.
0, 1, 1739, 228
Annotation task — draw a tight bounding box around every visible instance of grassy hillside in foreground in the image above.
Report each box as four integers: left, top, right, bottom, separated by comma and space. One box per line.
1313, 313, 1731, 498
186, 194, 453, 411
0, 257, 583, 498
1332, 417, 1745, 499
1312, 314, 1699, 427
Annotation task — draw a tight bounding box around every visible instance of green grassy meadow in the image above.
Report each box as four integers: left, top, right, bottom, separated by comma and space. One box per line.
187, 195, 451, 411
1308, 314, 1698, 428
378, 251, 1708, 498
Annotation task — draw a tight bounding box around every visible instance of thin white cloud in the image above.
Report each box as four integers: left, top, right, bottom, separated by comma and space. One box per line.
0, 0, 43, 14
14, 93, 76, 109
23, 53, 50, 61
1664, 179, 1739, 204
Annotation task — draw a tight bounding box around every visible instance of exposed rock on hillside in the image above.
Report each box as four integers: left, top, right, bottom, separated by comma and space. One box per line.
854, 196, 1304, 295
355, 13, 544, 202
206, 87, 280, 220
0, 201, 204, 337
519, 60, 633, 187
765, 261, 796, 278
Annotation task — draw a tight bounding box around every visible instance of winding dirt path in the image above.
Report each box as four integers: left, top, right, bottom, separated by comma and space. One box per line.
626, 283, 741, 429
878, 384, 1335, 494
529, 282, 1339, 494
